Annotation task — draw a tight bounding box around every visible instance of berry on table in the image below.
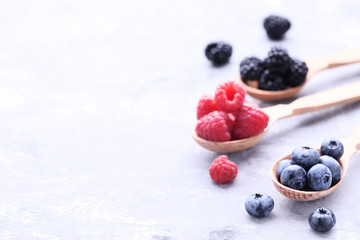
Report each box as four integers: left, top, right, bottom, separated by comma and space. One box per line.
205, 42, 232, 66
264, 47, 291, 75
245, 193, 274, 218
240, 57, 264, 82
284, 58, 308, 87
309, 207, 336, 232
291, 146, 320, 170
320, 138, 344, 160
195, 111, 232, 142
209, 155, 238, 184
307, 164, 332, 191
232, 100, 269, 140
263, 15, 291, 40
214, 81, 246, 113
196, 94, 221, 119
280, 165, 307, 190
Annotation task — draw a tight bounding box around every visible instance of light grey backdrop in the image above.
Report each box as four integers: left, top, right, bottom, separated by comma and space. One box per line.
0, 0, 359, 239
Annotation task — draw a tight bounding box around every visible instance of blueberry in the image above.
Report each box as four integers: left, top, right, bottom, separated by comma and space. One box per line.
309, 207, 336, 232
291, 146, 320, 170
280, 165, 307, 190
320, 138, 344, 160
319, 155, 342, 185
244, 193, 274, 218
276, 159, 292, 179
307, 164, 332, 191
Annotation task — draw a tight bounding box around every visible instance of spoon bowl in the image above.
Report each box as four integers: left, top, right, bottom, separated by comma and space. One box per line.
241, 48, 360, 102
192, 81, 360, 153
270, 150, 343, 201
270, 125, 360, 201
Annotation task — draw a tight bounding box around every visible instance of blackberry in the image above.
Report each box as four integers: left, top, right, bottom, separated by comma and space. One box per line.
264, 47, 291, 75
258, 69, 284, 91
239, 57, 264, 81
263, 15, 291, 40
284, 59, 308, 87
205, 42, 232, 66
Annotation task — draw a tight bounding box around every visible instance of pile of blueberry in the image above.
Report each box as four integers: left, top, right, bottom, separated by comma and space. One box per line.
277, 138, 344, 191
240, 47, 308, 91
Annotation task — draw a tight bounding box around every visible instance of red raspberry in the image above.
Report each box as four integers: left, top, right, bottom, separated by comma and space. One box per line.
195, 111, 231, 142
232, 100, 269, 140
196, 94, 221, 119
227, 112, 236, 131
209, 155, 238, 184
214, 81, 246, 112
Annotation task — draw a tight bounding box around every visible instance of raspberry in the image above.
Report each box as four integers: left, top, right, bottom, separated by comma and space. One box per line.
227, 112, 236, 131
240, 57, 264, 82
243, 99, 259, 108
258, 69, 285, 91
284, 59, 308, 87
232, 101, 269, 140
263, 47, 291, 75
263, 15, 291, 40
214, 81, 246, 112
209, 155, 238, 184
195, 111, 232, 142
196, 94, 221, 119
205, 42, 232, 66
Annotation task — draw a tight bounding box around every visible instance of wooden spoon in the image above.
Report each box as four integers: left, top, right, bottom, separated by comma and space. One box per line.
192, 81, 360, 153
270, 125, 360, 201
240, 48, 360, 101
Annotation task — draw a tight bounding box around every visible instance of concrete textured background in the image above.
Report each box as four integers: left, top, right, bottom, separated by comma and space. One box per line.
0, 0, 360, 239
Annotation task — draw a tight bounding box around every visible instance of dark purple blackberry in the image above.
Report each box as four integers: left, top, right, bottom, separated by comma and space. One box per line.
205, 42, 232, 66
284, 59, 308, 87
263, 15, 291, 40
264, 47, 291, 75
240, 57, 264, 81
258, 69, 284, 91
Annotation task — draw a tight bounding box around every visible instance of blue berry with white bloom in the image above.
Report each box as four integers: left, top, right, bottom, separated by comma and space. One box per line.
309, 207, 336, 232
320, 138, 344, 160
307, 164, 332, 191
245, 193, 274, 218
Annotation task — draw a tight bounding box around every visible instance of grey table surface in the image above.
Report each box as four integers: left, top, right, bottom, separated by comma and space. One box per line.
1, 0, 360, 239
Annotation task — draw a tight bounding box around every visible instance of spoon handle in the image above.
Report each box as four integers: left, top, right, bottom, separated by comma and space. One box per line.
344, 125, 360, 150
340, 125, 360, 176
286, 81, 360, 116
263, 81, 360, 125
307, 48, 360, 75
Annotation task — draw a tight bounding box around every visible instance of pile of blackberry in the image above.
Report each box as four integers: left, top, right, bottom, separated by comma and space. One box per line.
240, 47, 308, 91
